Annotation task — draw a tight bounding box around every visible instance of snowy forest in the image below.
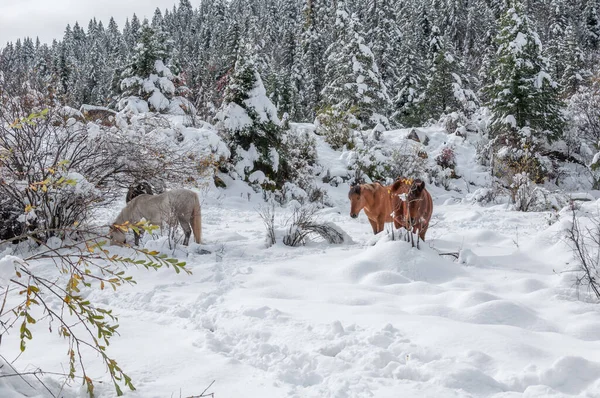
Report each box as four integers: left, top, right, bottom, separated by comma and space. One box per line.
4, 0, 600, 397
1, 0, 600, 193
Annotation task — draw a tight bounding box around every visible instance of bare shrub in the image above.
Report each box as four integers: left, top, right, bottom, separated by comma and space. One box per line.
511, 173, 538, 212
0, 225, 190, 396
0, 91, 217, 242
436, 146, 457, 171
257, 202, 276, 247
509, 173, 568, 212
282, 205, 344, 247
565, 210, 600, 300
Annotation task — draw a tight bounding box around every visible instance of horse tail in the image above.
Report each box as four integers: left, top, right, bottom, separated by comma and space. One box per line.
191, 193, 202, 244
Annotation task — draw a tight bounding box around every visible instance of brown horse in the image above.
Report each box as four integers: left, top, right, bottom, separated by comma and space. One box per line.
348, 182, 394, 234
391, 178, 433, 243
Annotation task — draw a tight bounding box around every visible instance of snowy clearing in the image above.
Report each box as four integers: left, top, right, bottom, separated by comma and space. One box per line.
2, 127, 600, 398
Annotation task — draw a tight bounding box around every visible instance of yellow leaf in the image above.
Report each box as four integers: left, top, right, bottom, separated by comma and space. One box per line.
24, 204, 34, 213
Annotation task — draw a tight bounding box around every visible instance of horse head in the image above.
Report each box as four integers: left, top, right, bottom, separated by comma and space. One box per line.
108, 225, 126, 246
390, 178, 412, 228
348, 185, 362, 218
407, 179, 426, 220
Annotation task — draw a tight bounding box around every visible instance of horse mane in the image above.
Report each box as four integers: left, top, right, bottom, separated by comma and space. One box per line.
391, 180, 403, 193
363, 184, 375, 191
392, 177, 413, 193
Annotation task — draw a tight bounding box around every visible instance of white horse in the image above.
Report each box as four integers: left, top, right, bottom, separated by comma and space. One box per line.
110, 189, 201, 246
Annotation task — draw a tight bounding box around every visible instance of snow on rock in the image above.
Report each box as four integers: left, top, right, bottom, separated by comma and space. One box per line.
118, 96, 149, 114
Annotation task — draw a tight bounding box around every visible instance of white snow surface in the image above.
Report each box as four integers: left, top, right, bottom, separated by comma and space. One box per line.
2, 125, 600, 398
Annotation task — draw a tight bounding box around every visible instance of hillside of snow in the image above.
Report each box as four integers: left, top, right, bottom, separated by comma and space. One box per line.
2, 125, 600, 398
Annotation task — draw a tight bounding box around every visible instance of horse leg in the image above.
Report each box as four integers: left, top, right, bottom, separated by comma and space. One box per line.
419, 223, 428, 241
178, 216, 192, 246
183, 228, 191, 246
368, 218, 379, 235
377, 217, 387, 235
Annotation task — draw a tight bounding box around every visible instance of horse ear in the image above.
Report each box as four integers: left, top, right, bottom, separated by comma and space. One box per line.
416, 180, 425, 192
391, 179, 403, 193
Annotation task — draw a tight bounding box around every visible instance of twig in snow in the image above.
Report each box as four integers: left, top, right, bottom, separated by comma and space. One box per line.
186, 380, 216, 397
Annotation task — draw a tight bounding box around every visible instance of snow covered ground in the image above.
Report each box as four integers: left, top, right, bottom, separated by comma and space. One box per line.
2, 127, 600, 398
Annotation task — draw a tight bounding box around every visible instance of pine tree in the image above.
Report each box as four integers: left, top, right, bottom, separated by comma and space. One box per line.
299, 0, 333, 119
85, 25, 110, 105
546, 0, 588, 96
216, 41, 289, 189
443, 0, 469, 52
559, 23, 588, 95
464, 0, 496, 74
33, 41, 53, 90
56, 25, 76, 100
118, 22, 185, 113
420, 26, 477, 121
365, 0, 401, 100
321, 1, 391, 128
583, 0, 600, 51
129, 22, 169, 78
393, 27, 426, 127
106, 18, 128, 62
403, 0, 433, 58
484, 0, 565, 175
266, 0, 303, 121
546, 0, 567, 78
123, 14, 141, 50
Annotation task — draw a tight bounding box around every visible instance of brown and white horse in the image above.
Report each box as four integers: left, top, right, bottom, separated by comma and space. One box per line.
391, 178, 433, 244
348, 182, 394, 234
